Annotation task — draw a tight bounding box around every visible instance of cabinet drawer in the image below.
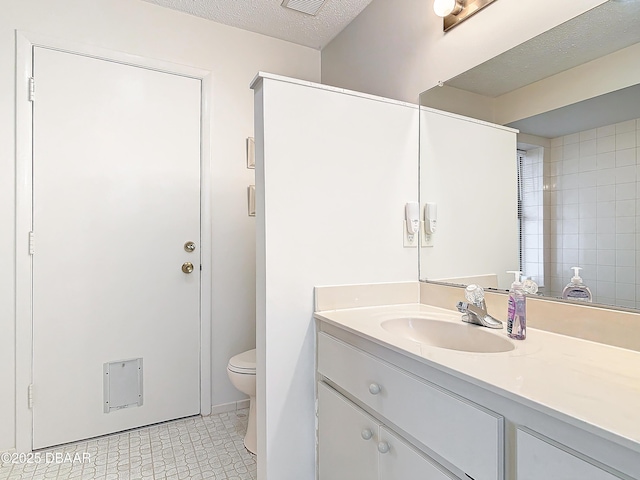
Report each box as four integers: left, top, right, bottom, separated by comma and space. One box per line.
318, 333, 503, 480
516, 428, 622, 480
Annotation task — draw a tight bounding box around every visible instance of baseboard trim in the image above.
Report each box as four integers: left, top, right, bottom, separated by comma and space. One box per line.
210, 398, 250, 415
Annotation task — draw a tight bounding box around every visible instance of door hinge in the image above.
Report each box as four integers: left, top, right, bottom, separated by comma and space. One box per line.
29, 231, 35, 255
28, 77, 35, 102
28, 384, 34, 409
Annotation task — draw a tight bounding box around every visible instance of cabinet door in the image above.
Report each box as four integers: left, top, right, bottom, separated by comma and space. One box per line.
379, 426, 456, 480
318, 382, 379, 480
517, 429, 621, 480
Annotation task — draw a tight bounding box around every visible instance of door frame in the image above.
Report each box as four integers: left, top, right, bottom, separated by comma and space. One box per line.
15, 30, 213, 452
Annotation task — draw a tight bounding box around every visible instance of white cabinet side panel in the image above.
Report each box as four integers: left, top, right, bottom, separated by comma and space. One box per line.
259, 77, 419, 480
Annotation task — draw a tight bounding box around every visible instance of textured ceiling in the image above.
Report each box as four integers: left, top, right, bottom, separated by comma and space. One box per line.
141, 0, 373, 49
447, 1, 640, 97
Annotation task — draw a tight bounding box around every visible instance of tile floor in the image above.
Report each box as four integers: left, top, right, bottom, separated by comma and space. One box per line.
0, 409, 256, 480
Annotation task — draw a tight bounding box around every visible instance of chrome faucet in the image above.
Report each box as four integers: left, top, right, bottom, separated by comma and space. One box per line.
456, 284, 503, 329
456, 301, 503, 329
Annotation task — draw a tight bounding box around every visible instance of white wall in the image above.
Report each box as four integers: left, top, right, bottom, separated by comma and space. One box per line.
420, 85, 496, 123
253, 74, 418, 480
321, 0, 607, 103
419, 108, 519, 290
0, 0, 320, 452
495, 42, 640, 125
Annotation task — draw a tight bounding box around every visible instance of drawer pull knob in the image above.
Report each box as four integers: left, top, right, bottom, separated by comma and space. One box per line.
368, 383, 382, 395
361, 429, 373, 441
377, 441, 390, 454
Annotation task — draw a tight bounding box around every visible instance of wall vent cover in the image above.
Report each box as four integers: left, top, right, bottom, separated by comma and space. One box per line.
281, 0, 327, 16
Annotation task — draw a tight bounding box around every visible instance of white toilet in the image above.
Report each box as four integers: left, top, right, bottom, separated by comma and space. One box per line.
227, 349, 257, 454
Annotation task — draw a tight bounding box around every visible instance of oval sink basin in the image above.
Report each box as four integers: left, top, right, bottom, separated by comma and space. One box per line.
381, 317, 515, 353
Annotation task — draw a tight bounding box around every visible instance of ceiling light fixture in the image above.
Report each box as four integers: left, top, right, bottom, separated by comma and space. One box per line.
433, 0, 463, 17
434, 0, 499, 32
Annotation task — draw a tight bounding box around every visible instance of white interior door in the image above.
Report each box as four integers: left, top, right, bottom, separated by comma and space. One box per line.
31, 47, 202, 449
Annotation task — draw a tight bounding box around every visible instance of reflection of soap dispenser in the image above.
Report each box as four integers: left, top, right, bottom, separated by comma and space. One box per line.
562, 267, 592, 302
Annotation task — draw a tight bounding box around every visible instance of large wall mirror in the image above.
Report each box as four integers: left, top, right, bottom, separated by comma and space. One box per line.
419, 0, 640, 310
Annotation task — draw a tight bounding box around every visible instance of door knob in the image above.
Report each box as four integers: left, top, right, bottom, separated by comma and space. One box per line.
182, 262, 194, 274
184, 241, 196, 252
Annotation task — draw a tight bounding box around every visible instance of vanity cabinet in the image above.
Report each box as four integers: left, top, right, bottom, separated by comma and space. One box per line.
516, 428, 622, 480
318, 332, 504, 480
316, 302, 640, 480
318, 381, 454, 480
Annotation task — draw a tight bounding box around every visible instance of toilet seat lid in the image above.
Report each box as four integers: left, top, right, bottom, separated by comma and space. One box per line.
228, 349, 256, 374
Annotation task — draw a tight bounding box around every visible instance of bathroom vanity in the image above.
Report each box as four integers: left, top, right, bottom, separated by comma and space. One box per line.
315, 303, 640, 480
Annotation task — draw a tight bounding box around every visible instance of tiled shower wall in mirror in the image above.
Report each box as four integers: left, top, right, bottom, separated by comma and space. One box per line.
542, 118, 640, 308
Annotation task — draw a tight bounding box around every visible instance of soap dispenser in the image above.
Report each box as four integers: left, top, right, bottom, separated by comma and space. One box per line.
506, 271, 526, 340
562, 267, 592, 302
506, 272, 539, 340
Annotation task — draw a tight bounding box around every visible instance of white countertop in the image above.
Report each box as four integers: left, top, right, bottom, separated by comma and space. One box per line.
314, 303, 640, 454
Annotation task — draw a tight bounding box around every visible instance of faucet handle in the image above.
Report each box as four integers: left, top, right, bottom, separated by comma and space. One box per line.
465, 284, 485, 306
